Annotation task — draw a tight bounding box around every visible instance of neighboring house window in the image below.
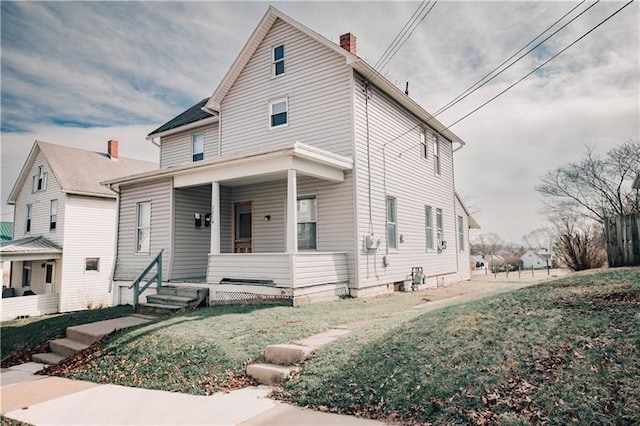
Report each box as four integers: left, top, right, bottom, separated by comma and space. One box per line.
273, 44, 285, 76
458, 215, 465, 251
85, 258, 100, 272
436, 208, 443, 246
50, 199, 58, 230
425, 205, 434, 250
136, 201, 151, 253
297, 195, 317, 250
32, 166, 48, 192
26, 204, 32, 233
270, 99, 288, 128
192, 133, 204, 162
434, 136, 441, 175
386, 196, 397, 249
420, 130, 428, 159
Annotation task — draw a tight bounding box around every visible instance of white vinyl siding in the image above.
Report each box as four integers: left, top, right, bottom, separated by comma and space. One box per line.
114, 179, 172, 281
160, 122, 219, 168
219, 18, 353, 157
454, 196, 471, 280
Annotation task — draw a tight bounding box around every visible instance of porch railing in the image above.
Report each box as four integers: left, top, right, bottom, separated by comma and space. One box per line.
128, 249, 163, 310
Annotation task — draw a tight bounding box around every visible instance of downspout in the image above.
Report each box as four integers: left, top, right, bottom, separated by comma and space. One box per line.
106, 183, 120, 300
149, 137, 161, 167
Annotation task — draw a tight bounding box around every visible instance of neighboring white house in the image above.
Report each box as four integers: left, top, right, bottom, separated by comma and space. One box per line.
1, 140, 155, 319
104, 7, 479, 305
520, 250, 553, 270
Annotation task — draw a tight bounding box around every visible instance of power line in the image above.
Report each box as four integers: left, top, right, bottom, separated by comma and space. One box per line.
445, 0, 635, 130
433, 0, 598, 117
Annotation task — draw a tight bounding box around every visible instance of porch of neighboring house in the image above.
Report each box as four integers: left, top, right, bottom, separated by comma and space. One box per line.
0, 236, 61, 320
166, 142, 354, 304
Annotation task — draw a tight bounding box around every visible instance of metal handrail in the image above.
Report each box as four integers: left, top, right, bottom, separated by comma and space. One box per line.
128, 249, 163, 309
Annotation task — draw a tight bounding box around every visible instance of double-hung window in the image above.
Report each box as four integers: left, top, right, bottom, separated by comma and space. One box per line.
26, 204, 32, 233
32, 166, 47, 192
273, 44, 285, 76
136, 202, 151, 253
434, 136, 441, 175
297, 195, 317, 250
458, 215, 465, 251
270, 99, 288, 128
425, 206, 434, 250
50, 199, 58, 230
420, 130, 428, 159
192, 133, 204, 162
436, 208, 443, 247
386, 196, 397, 249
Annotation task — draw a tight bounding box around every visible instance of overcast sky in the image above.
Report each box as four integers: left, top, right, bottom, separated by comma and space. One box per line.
1, 1, 638, 243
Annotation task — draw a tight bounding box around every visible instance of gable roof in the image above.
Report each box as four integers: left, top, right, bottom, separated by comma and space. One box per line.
148, 98, 217, 137
455, 192, 480, 229
0, 222, 13, 241
7, 141, 157, 204
203, 6, 465, 149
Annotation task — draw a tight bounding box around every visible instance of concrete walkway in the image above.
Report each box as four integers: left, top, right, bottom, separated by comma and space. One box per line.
1, 271, 567, 425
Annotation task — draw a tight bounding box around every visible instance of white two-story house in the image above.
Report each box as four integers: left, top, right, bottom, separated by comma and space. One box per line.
1, 140, 155, 318
105, 7, 478, 305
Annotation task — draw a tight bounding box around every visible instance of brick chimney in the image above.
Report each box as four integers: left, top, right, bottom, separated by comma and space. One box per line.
108, 140, 119, 160
340, 33, 356, 54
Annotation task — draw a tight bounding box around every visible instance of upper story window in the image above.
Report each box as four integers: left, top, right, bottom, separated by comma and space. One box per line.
50, 199, 58, 231
436, 208, 443, 245
32, 166, 48, 192
270, 99, 288, 128
386, 196, 397, 249
273, 44, 285, 76
425, 205, 434, 250
458, 215, 465, 251
136, 201, 151, 253
297, 194, 317, 250
26, 204, 32, 233
434, 136, 441, 175
192, 133, 204, 162
420, 130, 428, 159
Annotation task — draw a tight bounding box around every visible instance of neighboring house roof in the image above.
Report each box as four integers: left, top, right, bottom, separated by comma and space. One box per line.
7, 141, 157, 204
158, 6, 465, 148
0, 222, 13, 241
521, 250, 551, 261
148, 98, 216, 137
455, 192, 480, 229
0, 236, 63, 259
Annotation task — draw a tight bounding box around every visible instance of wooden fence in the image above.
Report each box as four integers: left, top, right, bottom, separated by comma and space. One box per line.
605, 213, 640, 267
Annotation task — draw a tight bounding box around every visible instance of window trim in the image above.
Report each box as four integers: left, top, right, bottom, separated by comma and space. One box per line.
425, 205, 434, 251
50, 199, 58, 231
458, 215, 465, 251
25, 204, 32, 233
33, 166, 48, 192
436, 208, 443, 249
272, 43, 285, 77
386, 196, 398, 250
135, 201, 151, 254
434, 135, 441, 175
269, 98, 288, 129
85, 257, 100, 272
420, 129, 428, 159
297, 193, 317, 251
192, 133, 204, 162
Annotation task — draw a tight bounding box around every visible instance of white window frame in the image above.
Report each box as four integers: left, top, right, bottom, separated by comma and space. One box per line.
297, 194, 317, 250
33, 165, 48, 192
436, 208, 443, 248
425, 205, 434, 251
269, 98, 288, 128
458, 215, 465, 251
420, 129, 428, 159
85, 257, 100, 272
434, 135, 441, 175
135, 201, 151, 254
192, 133, 204, 162
272, 43, 285, 77
26, 204, 32, 233
50, 199, 58, 231
386, 196, 397, 250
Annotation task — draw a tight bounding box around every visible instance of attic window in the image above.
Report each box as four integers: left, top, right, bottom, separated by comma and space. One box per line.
32, 166, 48, 192
273, 44, 285, 76
270, 99, 288, 128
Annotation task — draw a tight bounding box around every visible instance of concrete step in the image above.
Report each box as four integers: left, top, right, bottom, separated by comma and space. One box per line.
157, 286, 208, 299
66, 316, 151, 345
49, 338, 89, 357
246, 363, 298, 385
264, 344, 313, 365
32, 352, 66, 366
145, 294, 196, 307
136, 302, 184, 316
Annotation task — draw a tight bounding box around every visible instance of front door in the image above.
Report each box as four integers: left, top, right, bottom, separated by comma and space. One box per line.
234, 201, 253, 253
45, 263, 54, 293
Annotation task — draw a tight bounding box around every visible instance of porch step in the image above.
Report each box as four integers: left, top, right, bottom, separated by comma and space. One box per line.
264, 344, 313, 366
246, 363, 298, 385
136, 302, 185, 316
32, 352, 66, 366
157, 285, 208, 299
49, 338, 89, 357
145, 294, 197, 307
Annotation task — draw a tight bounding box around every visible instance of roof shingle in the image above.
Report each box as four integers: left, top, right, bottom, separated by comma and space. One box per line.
148, 98, 214, 136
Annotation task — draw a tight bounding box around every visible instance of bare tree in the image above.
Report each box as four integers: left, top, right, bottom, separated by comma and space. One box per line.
550, 211, 606, 271
522, 227, 553, 250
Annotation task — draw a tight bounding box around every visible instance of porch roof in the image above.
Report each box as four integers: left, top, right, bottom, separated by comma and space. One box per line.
102, 142, 353, 189
0, 236, 62, 261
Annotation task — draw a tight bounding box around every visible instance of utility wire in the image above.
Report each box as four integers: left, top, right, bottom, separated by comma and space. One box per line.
433, 0, 598, 117
445, 0, 635, 130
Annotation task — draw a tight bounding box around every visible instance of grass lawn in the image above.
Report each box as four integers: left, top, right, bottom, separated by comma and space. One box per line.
1, 305, 131, 365
276, 268, 640, 425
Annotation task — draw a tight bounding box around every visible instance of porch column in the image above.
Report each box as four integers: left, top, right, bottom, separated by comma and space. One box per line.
286, 169, 297, 254
211, 181, 220, 255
